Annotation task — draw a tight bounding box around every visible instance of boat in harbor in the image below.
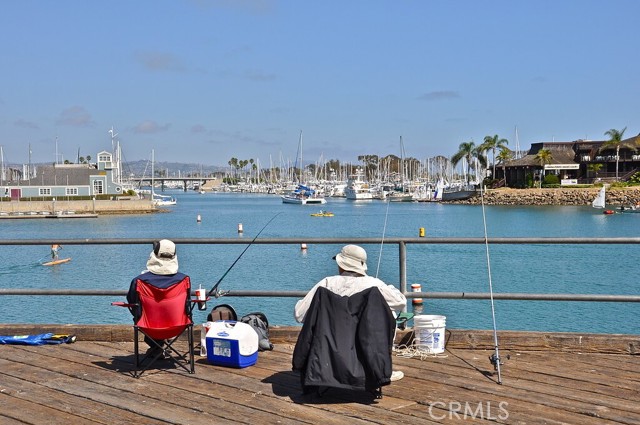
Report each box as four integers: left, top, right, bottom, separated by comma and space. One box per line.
153, 193, 177, 206
345, 168, 372, 200
387, 136, 414, 202
281, 131, 327, 205
441, 183, 478, 201
150, 149, 177, 207
387, 190, 414, 202
281, 184, 327, 205
592, 185, 606, 209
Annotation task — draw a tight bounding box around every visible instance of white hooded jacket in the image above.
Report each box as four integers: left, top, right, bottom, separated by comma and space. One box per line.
294, 272, 407, 323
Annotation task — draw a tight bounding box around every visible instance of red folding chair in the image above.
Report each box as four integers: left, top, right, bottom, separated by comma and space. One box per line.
113, 276, 198, 377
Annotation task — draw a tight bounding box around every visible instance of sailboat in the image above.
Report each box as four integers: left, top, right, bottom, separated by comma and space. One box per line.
388, 136, 414, 202
150, 150, 177, 207
592, 186, 606, 209
281, 131, 326, 205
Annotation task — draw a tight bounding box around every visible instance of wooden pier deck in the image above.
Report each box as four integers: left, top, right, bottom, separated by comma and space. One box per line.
1, 325, 639, 424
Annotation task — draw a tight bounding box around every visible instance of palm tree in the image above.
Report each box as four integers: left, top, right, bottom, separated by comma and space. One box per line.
228, 157, 238, 178
451, 141, 487, 183
600, 127, 633, 181
534, 148, 553, 187
496, 148, 513, 186
587, 163, 603, 181
481, 135, 509, 179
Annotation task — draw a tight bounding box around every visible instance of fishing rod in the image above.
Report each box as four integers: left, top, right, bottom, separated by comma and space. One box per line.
375, 195, 392, 278
207, 212, 281, 298
480, 185, 504, 384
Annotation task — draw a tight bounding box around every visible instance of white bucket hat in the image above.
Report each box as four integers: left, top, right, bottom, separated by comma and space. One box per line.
146, 239, 179, 275
333, 244, 368, 275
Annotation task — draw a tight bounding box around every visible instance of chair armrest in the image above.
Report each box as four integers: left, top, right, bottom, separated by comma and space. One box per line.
112, 301, 137, 308
190, 297, 210, 303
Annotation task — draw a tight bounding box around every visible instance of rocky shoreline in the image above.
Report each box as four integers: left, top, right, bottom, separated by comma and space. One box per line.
449, 187, 640, 206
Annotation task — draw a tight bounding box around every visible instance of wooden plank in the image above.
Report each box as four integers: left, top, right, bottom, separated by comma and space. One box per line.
1, 327, 639, 424
88, 342, 441, 425
0, 368, 164, 425
0, 346, 286, 424
3, 344, 324, 423
396, 349, 640, 424
1, 324, 639, 353
0, 390, 104, 425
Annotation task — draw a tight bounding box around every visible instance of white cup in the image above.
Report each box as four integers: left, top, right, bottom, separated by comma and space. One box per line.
195, 288, 207, 310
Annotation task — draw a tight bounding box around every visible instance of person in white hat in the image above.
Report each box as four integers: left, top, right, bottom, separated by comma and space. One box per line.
294, 244, 407, 381
294, 244, 406, 322
127, 239, 190, 357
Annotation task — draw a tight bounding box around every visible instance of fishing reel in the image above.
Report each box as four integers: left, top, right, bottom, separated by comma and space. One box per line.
210, 288, 229, 298
488, 352, 510, 372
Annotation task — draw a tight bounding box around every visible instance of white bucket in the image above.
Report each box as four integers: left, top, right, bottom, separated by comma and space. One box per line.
413, 315, 446, 354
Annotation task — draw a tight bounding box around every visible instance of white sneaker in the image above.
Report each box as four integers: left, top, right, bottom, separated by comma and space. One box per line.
390, 370, 404, 381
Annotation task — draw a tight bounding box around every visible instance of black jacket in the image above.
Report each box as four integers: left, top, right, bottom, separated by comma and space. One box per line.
292, 286, 395, 393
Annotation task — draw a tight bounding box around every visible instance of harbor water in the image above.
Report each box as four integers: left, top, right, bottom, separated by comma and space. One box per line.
1, 192, 638, 335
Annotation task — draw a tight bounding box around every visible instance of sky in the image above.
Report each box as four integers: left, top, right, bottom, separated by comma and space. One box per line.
1, 0, 639, 169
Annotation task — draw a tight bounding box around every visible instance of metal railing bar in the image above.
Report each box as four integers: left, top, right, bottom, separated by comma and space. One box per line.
2, 237, 640, 246
1, 289, 638, 302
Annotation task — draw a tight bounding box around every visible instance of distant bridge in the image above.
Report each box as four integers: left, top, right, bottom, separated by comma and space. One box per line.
130, 176, 218, 192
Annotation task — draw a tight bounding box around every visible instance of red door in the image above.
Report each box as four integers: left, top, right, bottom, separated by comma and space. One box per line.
10, 189, 21, 200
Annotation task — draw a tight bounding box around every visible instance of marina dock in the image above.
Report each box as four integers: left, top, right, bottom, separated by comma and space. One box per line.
1, 325, 638, 424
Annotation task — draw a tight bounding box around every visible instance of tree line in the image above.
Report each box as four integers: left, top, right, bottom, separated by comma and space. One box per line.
223, 127, 632, 184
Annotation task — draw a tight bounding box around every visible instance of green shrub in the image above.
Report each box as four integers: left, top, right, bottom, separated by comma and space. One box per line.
542, 174, 560, 186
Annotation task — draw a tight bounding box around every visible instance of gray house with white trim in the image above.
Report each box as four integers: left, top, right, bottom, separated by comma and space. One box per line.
1, 151, 125, 200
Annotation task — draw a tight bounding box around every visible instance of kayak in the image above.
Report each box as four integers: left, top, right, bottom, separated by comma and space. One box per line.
310, 211, 334, 217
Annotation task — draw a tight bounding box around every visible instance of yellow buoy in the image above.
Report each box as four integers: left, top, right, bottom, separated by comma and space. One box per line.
419, 227, 425, 237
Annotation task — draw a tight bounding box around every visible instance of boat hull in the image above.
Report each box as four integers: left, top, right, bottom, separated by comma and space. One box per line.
441, 189, 477, 201
282, 196, 326, 205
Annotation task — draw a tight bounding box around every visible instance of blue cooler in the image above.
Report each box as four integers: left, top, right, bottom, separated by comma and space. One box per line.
205, 321, 258, 368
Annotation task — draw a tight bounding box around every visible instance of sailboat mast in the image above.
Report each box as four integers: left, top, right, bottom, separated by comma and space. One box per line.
28, 143, 32, 179
151, 149, 155, 196
299, 130, 303, 183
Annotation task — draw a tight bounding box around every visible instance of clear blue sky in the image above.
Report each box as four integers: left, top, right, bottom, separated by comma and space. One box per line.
1, 0, 638, 168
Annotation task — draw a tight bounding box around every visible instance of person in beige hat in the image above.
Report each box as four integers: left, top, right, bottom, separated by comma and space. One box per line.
127, 239, 190, 356
294, 244, 407, 381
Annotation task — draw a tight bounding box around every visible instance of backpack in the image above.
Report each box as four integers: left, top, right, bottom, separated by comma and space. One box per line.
240, 312, 273, 351
207, 304, 237, 322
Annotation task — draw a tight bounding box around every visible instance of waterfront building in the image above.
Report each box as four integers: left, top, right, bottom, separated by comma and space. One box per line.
1, 150, 126, 200
498, 135, 640, 187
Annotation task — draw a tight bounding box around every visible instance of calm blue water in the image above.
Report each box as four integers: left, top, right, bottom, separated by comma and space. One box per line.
1, 192, 638, 335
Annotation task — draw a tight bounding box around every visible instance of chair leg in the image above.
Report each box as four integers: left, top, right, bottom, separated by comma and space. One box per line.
133, 327, 140, 377
188, 324, 195, 374
133, 326, 195, 377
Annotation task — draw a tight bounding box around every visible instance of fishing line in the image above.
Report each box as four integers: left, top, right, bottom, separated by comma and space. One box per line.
375, 195, 392, 278
480, 185, 503, 384
208, 212, 281, 298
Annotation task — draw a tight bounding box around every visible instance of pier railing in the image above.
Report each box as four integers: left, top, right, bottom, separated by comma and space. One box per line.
2, 237, 640, 303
